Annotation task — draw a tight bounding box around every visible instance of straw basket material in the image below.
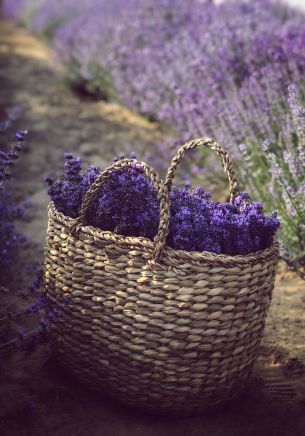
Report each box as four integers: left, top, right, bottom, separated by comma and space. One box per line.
44, 138, 279, 416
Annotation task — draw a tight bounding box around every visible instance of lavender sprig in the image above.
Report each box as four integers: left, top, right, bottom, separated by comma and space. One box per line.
0, 121, 29, 280
0, 130, 28, 187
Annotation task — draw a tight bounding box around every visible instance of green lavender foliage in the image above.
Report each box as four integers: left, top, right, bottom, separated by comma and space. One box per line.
236, 85, 305, 273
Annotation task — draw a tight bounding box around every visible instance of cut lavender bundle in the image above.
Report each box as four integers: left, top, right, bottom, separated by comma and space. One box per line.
46, 152, 280, 256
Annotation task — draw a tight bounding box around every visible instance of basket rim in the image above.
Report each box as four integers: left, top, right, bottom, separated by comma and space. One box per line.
48, 202, 279, 267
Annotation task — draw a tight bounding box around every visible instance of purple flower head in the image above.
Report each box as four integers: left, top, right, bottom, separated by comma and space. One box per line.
15, 130, 28, 141
47, 154, 280, 255
64, 152, 74, 160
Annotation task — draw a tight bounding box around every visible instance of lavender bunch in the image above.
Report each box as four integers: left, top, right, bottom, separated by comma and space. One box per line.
47, 153, 280, 256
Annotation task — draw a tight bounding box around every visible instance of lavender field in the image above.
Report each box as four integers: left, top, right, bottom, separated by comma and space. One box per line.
0, 1, 305, 435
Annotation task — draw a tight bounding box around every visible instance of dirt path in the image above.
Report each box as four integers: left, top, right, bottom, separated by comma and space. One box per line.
0, 21, 305, 436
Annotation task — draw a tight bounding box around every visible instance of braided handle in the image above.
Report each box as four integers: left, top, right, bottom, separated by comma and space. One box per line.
70, 158, 164, 235
71, 138, 239, 264
152, 138, 240, 261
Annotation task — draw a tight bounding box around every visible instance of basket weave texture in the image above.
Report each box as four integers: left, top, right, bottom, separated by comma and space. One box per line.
44, 138, 279, 415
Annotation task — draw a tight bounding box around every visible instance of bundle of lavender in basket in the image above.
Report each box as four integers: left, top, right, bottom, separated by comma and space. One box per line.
46, 152, 280, 256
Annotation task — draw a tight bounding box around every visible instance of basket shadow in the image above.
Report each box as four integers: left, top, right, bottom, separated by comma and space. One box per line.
38, 354, 305, 436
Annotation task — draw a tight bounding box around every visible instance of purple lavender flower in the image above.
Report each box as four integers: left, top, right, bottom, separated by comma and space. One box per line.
47, 153, 280, 255
0, 120, 29, 281
15, 130, 28, 141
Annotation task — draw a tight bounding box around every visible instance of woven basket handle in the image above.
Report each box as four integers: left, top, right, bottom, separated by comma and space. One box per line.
152, 137, 240, 261
71, 138, 239, 264
71, 158, 164, 235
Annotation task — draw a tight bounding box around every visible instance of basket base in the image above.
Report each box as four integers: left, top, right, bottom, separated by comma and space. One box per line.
52, 351, 248, 417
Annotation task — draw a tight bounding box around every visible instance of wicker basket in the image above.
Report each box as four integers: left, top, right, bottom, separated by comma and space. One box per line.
44, 138, 279, 416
